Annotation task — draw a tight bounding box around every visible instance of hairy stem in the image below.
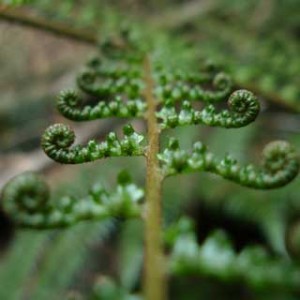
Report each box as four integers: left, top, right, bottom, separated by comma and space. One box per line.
143, 56, 166, 300
0, 6, 97, 45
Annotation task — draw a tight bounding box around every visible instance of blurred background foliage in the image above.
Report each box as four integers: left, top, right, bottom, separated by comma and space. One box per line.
0, 0, 299, 299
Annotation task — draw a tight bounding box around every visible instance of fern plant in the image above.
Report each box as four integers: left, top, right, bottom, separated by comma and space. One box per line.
1, 31, 299, 300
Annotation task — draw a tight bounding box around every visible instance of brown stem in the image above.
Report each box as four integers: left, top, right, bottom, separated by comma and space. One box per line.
149, 0, 217, 30
143, 55, 166, 300
0, 5, 97, 45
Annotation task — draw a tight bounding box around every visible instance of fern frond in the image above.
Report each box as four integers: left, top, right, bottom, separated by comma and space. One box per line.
41, 123, 145, 164
155, 71, 233, 103
159, 139, 299, 189
76, 67, 142, 99
157, 89, 259, 129
57, 90, 146, 121
1, 171, 144, 228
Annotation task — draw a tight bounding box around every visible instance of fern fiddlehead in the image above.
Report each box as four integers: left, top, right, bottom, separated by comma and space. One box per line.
1, 171, 143, 229
41, 123, 145, 164
155, 71, 233, 103
158, 139, 299, 189
1, 172, 50, 227
57, 90, 146, 121
76, 65, 142, 99
157, 89, 260, 129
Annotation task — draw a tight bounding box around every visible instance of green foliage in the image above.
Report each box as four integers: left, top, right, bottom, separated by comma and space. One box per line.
0, 220, 117, 299
169, 217, 300, 292
91, 276, 142, 300
0, 232, 47, 299
119, 220, 144, 291
1, 0, 31, 4
29, 221, 115, 300
180, 1, 300, 109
